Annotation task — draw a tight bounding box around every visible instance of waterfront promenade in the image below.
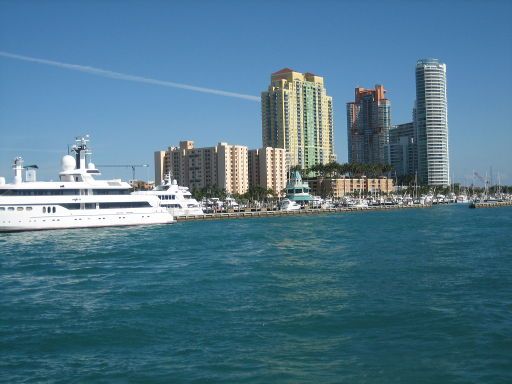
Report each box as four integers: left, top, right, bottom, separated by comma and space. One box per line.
175, 204, 431, 222
470, 201, 512, 209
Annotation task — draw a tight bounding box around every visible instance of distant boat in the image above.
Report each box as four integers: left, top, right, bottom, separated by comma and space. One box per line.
285, 171, 314, 205
456, 194, 469, 203
352, 199, 369, 208
279, 198, 301, 211
132, 174, 204, 217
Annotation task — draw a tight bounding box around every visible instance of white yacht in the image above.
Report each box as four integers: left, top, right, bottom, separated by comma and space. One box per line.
132, 174, 204, 217
0, 136, 174, 232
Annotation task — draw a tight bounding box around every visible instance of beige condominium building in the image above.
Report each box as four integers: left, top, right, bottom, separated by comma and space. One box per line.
248, 147, 287, 196
154, 141, 248, 195
261, 68, 335, 171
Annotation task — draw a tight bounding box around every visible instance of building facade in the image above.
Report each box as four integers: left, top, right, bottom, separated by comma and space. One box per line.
309, 177, 394, 198
154, 141, 248, 195
347, 85, 391, 165
248, 147, 287, 196
217, 143, 249, 195
261, 68, 335, 171
415, 58, 450, 186
386, 122, 417, 180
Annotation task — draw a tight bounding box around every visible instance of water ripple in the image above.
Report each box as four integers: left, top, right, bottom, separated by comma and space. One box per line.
1, 205, 511, 383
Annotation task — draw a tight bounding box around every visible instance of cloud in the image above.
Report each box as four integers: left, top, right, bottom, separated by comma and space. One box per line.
0, 51, 260, 101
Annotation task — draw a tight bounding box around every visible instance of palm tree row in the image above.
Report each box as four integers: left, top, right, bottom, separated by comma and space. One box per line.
291, 161, 394, 179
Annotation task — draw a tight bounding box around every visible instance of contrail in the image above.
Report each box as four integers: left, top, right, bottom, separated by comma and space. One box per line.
0, 148, 63, 153
0, 51, 260, 102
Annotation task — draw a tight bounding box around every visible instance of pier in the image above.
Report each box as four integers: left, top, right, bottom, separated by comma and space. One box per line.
175, 204, 430, 222
469, 201, 512, 209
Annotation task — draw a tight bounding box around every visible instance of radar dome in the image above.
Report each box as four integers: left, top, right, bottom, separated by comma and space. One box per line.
61, 155, 76, 171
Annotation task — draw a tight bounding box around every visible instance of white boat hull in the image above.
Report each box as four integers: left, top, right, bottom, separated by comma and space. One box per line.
0, 209, 174, 232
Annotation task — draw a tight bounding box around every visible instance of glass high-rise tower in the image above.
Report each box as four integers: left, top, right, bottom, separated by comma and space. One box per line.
415, 59, 450, 186
261, 68, 335, 171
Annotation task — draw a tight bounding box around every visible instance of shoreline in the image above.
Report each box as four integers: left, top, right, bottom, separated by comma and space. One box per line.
175, 203, 432, 222
469, 201, 512, 209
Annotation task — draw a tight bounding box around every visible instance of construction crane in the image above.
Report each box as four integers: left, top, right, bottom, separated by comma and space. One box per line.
96, 164, 149, 182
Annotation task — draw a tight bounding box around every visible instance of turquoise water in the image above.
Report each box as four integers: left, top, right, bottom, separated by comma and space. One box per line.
1, 205, 511, 383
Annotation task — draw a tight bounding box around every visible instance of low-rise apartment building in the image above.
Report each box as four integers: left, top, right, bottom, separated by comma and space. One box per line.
309, 177, 394, 198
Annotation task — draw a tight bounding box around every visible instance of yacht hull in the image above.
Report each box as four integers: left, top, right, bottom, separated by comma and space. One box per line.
0, 210, 174, 232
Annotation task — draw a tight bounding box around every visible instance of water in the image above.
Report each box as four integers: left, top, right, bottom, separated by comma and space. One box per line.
1, 205, 511, 383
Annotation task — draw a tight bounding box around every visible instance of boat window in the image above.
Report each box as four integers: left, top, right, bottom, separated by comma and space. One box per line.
52, 207, 56, 213
43, 207, 46, 213
92, 189, 130, 195
99, 201, 152, 209
85, 203, 96, 209
0, 207, 5, 211
0, 189, 80, 196
26, 207, 33, 211
17, 207, 24, 211
60, 203, 80, 210
8, 207, 14, 211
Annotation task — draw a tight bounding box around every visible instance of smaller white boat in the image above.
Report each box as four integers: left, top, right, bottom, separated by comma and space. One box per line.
456, 194, 469, 203
352, 198, 369, 208
224, 197, 239, 209
132, 174, 203, 216
280, 198, 301, 211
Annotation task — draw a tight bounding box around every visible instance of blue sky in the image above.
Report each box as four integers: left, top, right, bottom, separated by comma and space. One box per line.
1, 0, 511, 185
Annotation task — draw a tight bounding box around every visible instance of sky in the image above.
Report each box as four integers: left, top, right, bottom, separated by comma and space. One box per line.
1, 0, 511, 185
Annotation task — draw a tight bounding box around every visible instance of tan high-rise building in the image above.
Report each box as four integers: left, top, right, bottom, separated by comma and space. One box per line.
154, 151, 166, 185
248, 147, 287, 196
217, 143, 248, 195
261, 68, 335, 171
154, 141, 248, 195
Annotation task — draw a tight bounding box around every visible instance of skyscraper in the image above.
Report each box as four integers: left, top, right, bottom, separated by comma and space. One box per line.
415, 59, 449, 186
346, 85, 391, 165
261, 68, 335, 171
386, 122, 417, 180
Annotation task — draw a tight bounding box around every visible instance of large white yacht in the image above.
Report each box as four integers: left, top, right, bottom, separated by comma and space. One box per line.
0, 136, 174, 232
132, 174, 204, 217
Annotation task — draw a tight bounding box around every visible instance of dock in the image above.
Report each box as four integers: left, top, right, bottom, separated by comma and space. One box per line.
469, 201, 512, 209
175, 204, 430, 222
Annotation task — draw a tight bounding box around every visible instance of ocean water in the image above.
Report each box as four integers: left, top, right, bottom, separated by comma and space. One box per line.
1, 204, 511, 383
